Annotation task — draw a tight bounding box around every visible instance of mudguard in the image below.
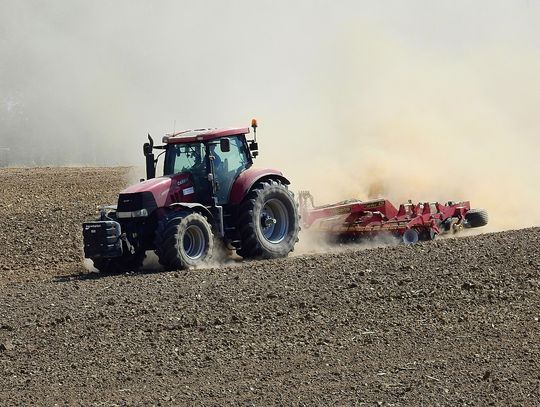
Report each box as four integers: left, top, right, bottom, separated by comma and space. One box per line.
228, 168, 290, 205
168, 202, 213, 220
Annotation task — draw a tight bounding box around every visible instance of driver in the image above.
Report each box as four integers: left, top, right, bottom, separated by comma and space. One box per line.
209, 144, 223, 171
187, 145, 206, 174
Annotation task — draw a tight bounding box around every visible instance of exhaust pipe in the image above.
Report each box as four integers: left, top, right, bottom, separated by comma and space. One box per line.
145, 153, 155, 179
143, 134, 156, 180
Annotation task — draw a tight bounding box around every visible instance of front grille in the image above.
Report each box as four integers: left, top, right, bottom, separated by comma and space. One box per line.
117, 192, 157, 213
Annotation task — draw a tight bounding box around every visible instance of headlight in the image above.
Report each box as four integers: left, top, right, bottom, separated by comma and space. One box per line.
116, 209, 149, 218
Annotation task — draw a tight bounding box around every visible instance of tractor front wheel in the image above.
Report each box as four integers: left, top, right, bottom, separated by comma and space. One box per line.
236, 180, 300, 259
154, 212, 214, 270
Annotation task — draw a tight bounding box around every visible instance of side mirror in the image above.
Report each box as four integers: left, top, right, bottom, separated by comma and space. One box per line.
144, 133, 154, 156
220, 138, 230, 153
250, 142, 258, 151
143, 142, 152, 156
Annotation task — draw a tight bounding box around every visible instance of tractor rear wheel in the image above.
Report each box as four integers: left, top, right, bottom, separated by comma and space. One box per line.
236, 180, 300, 259
465, 208, 489, 228
154, 212, 214, 270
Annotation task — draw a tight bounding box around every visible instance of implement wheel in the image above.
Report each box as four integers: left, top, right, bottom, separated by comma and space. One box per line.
402, 229, 419, 245
465, 208, 489, 228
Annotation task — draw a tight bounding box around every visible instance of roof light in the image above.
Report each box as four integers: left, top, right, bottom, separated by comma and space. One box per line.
251, 118, 258, 128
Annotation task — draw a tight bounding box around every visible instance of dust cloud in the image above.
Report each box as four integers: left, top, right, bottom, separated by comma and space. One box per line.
1, 1, 539, 231
282, 31, 540, 232
255, 5, 540, 232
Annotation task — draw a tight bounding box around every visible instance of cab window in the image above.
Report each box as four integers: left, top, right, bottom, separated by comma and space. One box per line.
211, 136, 251, 204
164, 142, 207, 175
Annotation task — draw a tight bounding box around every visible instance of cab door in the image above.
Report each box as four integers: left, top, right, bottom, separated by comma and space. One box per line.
211, 136, 251, 205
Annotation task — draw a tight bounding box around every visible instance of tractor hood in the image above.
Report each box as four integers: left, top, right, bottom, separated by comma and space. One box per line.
122, 176, 172, 201
117, 173, 193, 216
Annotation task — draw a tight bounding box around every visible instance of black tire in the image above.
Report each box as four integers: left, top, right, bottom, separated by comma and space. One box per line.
154, 212, 214, 270
236, 180, 300, 259
402, 229, 419, 244
92, 252, 145, 273
465, 208, 489, 228
418, 228, 436, 242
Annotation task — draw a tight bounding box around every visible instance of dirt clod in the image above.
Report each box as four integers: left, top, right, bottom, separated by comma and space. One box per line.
0, 340, 14, 352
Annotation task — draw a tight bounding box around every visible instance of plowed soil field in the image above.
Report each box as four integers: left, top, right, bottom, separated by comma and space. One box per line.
0, 167, 539, 406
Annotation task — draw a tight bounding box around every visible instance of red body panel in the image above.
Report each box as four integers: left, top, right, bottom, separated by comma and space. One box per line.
121, 173, 196, 208
228, 167, 288, 205
122, 177, 171, 208
120, 167, 286, 210
164, 127, 250, 144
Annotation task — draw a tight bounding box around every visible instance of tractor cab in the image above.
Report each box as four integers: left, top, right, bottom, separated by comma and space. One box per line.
144, 125, 259, 206
162, 133, 253, 205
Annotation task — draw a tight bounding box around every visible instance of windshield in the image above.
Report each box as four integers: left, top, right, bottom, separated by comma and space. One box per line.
164, 142, 207, 176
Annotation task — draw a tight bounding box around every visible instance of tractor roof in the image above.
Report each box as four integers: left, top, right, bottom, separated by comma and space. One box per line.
163, 127, 250, 144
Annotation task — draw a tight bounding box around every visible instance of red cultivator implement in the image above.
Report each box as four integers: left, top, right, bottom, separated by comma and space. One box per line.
298, 191, 488, 244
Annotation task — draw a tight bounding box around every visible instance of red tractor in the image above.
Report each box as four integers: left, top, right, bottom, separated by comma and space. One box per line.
83, 120, 300, 272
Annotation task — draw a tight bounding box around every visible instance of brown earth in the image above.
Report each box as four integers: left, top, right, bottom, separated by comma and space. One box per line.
0, 167, 539, 406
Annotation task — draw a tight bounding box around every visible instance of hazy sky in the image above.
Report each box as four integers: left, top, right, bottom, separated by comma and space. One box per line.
1, 1, 540, 228
1, 0, 539, 162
